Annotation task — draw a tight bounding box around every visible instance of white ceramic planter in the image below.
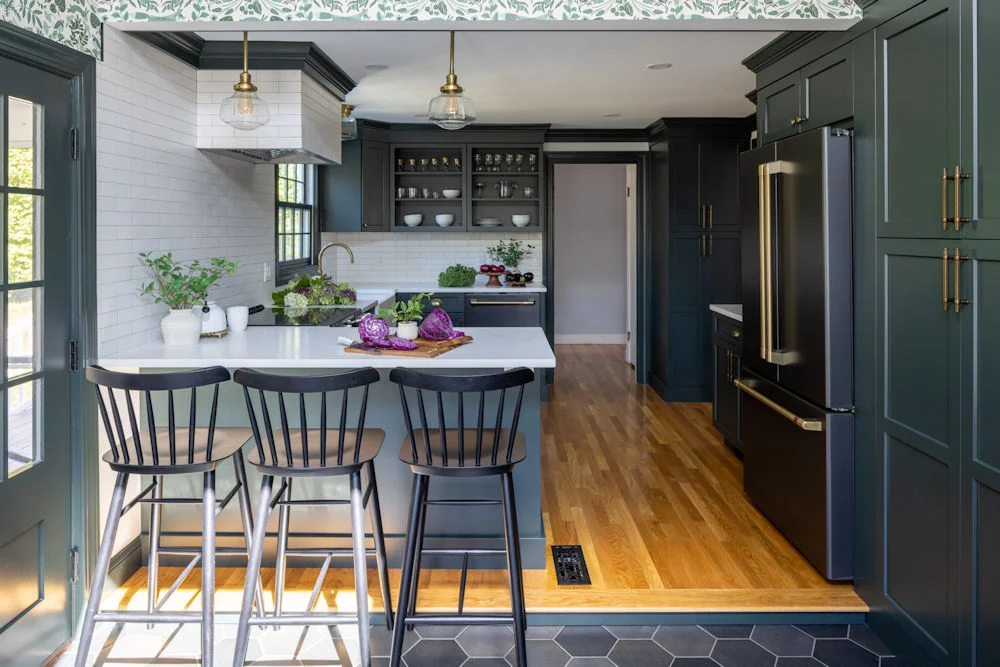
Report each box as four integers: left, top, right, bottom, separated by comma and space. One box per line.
161, 309, 202, 346
397, 321, 419, 341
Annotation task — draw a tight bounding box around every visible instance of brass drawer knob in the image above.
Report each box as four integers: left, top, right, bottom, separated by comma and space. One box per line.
732, 329, 742, 338
431, 299, 443, 307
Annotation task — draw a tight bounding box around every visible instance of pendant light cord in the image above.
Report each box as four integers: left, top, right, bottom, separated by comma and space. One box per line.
242, 31, 249, 73
449, 30, 455, 76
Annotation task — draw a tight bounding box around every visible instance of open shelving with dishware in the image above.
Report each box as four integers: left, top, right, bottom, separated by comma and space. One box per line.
469, 145, 542, 232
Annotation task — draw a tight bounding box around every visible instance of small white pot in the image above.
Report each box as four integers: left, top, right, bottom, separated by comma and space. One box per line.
161, 309, 202, 346
397, 321, 419, 341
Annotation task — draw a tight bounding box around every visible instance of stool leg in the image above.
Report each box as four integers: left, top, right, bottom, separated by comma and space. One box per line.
75, 471, 128, 667
146, 475, 163, 628
365, 461, 394, 631
390, 474, 427, 667
274, 477, 292, 624
201, 469, 216, 667
405, 477, 429, 631
350, 471, 371, 667
233, 454, 266, 615
235, 475, 273, 667
500, 472, 527, 667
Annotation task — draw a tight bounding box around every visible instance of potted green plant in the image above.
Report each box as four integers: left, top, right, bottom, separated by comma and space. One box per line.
378, 292, 432, 341
487, 239, 534, 275
138, 252, 239, 346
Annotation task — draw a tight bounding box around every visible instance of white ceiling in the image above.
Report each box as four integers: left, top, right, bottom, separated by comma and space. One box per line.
195, 30, 779, 128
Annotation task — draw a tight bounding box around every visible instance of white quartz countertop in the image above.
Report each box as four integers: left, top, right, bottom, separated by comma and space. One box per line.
100, 327, 556, 369
709, 304, 743, 322
353, 281, 547, 295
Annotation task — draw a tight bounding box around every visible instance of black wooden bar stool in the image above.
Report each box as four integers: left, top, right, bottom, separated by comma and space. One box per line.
78, 366, 262, 667
388, 367, 534, 667
232, 368, 393, 667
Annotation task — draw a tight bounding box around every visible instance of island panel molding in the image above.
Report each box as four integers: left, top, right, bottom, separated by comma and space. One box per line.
2, 0, 862, 59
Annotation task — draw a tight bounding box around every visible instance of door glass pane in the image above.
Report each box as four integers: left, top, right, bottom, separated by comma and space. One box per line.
7, 98, 43, 189
8, 288, 40, 379
7, 379, 40, 477
7, 193, 41, 283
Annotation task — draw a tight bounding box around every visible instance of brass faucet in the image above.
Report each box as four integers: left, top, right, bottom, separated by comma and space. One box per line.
318, 242, 354, 276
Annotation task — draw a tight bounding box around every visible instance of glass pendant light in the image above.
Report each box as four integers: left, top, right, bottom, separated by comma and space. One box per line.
219, 32, 271, 131
341, 104, 358, 141
428, 31, 476, 130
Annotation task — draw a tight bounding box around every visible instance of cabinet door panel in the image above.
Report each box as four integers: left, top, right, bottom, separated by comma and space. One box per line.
669, 143, 701, 230
877, 0, 961, 240
668, 233, 704, 309
877, 238, 961, 665
705, 232, 741, 305
700, 141, 743, 230
362, 141, 389, 232
667, 310, 708, 401
759, 75, 801, 145
801, 45, 853, 131
712, 339, 740, 448
321, 140, 362, 233
964, 0, 1000, 241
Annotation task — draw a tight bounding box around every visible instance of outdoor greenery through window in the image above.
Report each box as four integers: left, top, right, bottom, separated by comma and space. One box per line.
276, 164, 317, 278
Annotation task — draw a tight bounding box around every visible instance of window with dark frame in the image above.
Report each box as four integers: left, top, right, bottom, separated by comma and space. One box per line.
275, 164, 318, 280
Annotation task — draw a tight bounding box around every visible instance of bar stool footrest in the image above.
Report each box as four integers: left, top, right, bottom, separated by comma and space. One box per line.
405, 613, 514, 625
247, 614, 365, 626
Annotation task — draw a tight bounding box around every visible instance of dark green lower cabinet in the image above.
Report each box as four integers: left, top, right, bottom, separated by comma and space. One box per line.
711, 313, 742, 453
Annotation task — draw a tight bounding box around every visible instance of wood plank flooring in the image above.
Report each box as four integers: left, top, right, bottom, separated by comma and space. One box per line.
107, 345, 865, 614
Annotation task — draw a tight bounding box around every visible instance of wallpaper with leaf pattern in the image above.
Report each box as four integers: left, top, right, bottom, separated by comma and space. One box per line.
2, 0, 862, 59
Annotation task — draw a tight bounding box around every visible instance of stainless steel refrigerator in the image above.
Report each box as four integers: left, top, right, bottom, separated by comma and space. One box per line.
737, 127, 854, 581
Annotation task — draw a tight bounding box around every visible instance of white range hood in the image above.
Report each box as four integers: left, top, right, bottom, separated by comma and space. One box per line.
196, 69, 342, 165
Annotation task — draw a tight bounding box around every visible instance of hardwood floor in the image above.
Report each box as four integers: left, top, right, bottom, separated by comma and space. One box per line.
107, 345, 865, 614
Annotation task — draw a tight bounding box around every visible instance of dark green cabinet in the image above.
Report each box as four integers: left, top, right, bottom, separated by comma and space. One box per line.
320, 132, 390, 233
962, 0, 1000, 242
711, 313, 742, 452
647, 120, 750, 402
757, 44, 853, 146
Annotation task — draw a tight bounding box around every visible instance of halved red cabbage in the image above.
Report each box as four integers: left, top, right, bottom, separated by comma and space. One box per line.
358, 314, 389, 346
389, 338, 418, 350
418, 308, 465, 340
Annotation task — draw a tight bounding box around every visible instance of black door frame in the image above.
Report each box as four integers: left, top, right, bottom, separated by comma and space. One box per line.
0, 21, 98, 636
544, 151, 650, 383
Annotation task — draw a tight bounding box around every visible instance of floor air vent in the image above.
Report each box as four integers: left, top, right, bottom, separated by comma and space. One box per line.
552, 545, 591, 585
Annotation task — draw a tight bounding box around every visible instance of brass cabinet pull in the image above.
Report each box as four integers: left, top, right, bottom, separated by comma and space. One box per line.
953, 247, 969, 312
701, 235, 707, 257
732, 328, 741, 338
431, 299, 443, 307
943, 247, 950, 310
789, 115, 806, 126
708, 204, 713, 229
734, 378, 824, 432
941, 166, 971, 231
942, 168, 949, 231
953, 166, 970, 231
701, 205, 706, 230
708, 233, 713, 257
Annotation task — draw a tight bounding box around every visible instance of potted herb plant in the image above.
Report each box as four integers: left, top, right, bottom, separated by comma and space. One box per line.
138, 252, 239, 346
378, 292, 432, 341
487, 239, 534, 275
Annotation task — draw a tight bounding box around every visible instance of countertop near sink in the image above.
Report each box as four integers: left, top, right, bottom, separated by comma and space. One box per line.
353, 281, 548, 297
709, 304, 742, 323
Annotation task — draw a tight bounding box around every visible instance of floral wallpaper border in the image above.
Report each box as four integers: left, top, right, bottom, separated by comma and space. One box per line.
2, 0, 862, 59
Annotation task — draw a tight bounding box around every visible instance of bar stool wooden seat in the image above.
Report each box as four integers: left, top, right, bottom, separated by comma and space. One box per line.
77, 366, 262, 667
388, 367, 534, 667
232, 367, 393, 667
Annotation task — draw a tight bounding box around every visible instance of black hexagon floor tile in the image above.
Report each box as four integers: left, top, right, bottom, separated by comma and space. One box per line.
701, 624, 754, 639
711, 638, 777, 667
555, 626, 616, 657
671, 659, 720, 667
526, 626, 564, 640
401, 639, 467, 667
795, 624, 850, 639
848, 625, 894, 657
812, 638, 879, 667
604, 625, 657, 640
653, 626, 716, 657
566, 659, 615, 666
776, 659, 825, 666
506, 639, 571, 667
751, 624, 815, 657
607, 639, 673, 666
464, 660, 511, 667
457, 626, 515, 658
371, 626, 418, 658
414, 625, 464, 639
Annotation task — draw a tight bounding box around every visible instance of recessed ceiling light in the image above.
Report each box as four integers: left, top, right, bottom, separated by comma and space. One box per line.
364, 64, 389, 71
602, 113, 622, 118
646, 62, 673, 70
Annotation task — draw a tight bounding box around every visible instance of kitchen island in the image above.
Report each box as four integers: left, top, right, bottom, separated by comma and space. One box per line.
99, 326, 556, 569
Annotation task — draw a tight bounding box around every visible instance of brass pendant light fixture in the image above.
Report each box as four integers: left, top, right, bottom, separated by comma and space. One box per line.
219, 32, 272, 130
341, 103, 358, 141
427, 31, 476, 130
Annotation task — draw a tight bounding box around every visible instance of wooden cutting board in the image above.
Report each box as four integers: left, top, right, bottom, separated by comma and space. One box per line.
343, 335, 473, 358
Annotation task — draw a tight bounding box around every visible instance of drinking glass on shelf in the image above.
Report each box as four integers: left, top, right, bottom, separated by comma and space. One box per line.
431, 157, 440, 171
407, 187, 418, 198
421, 187, 431, 199
493, 154, 502, 172
474, 182, 485, 198
454, 157, 462, 171
515, 154, 524, 172
441, 156, 450, 171
473, 153, 482, 172
505, 154, 514, 171
419, 158, 430, 172
483, 154, 494, 172
397, 158, 404, 172
407, 158, 417, 172
528, 154, 538, 172
397, 187, 407, 199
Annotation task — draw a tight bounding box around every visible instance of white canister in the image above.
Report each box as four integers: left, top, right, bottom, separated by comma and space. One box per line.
226, 306, 249, 333
396, 321, 419, 341
199, 301, 227, 334
161, 309, 202, 346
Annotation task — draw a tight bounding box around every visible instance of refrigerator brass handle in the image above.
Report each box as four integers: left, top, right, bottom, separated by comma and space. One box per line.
953, 247, 969, 312
708, 204, 713, 229
734, 378, 824, 432
758, 163, 770, 362
468, 300, 536, 306
943, 248, 950, 311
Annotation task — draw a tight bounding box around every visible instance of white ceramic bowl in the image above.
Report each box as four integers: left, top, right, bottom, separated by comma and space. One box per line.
403, 214, 423, 227
442, 189, 461, 199
435, 214, 455, 226
511, 214, 532, 228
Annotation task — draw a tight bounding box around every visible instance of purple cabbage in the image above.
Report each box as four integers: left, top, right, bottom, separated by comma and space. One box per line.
358, 314, 389, 346
389, 338, 418, 351
418, 308, 466, 341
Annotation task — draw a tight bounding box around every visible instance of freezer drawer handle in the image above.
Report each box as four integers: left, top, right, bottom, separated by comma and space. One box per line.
469, 300, 536, 306
734, 378, 824, 432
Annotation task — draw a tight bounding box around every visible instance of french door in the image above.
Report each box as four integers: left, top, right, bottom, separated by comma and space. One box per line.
0, 55, 75, 664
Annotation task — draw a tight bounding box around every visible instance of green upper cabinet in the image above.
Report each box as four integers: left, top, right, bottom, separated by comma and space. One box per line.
962, 0, 1000, 241
876, 0, 962, 240
757, 43, 853, 146
320, 128, 390, 233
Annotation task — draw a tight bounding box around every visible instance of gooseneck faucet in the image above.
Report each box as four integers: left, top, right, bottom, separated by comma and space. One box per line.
318, 242, 354, 276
